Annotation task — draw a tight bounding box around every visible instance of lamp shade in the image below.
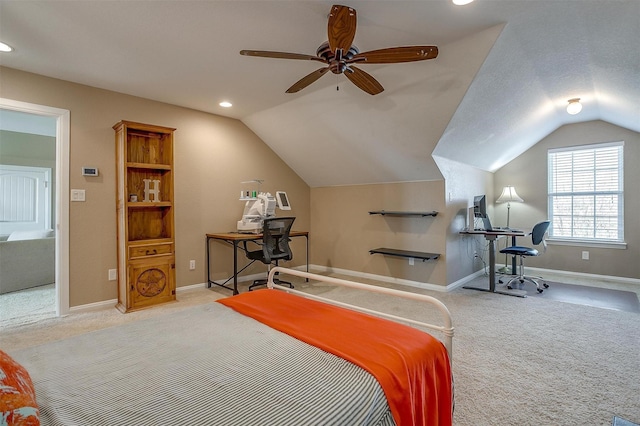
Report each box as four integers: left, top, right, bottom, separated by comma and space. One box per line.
496, 186, 523, 203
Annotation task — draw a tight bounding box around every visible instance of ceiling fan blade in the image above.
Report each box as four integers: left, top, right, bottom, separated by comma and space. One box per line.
344, 66, 384, 95
240, 50, 323, 62
327, 5, 357, 55
349, 46, 438, 64
286, 67, 331, 93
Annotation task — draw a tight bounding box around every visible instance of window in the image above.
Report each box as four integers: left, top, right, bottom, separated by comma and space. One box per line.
548, 142, 624, 242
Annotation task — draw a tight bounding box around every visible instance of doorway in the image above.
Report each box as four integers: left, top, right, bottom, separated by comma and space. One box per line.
0, 98, 70, 316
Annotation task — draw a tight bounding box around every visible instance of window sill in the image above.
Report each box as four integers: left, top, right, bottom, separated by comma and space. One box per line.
547, 238, 627, 250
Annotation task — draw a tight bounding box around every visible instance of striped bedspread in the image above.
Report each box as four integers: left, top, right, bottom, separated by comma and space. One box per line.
220, 289, 452, 426
11, 302, 396, 425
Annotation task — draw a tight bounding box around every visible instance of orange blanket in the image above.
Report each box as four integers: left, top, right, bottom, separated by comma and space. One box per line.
218, 289, 452, 426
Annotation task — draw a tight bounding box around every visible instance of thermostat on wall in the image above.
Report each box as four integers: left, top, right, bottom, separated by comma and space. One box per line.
82, 167, 99, 177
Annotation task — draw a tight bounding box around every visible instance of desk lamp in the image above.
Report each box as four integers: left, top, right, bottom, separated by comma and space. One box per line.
496, 186, 523, 273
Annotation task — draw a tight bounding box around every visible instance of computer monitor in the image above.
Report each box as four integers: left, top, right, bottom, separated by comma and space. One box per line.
275, 191, 291, 210
473, 195, 487, 218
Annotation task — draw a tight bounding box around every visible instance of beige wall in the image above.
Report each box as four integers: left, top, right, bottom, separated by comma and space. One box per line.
1, 67, 310, 307
311, 181, 447, 286
0, 130, 57, 228
3, 66, 635, 308
494, 120, 639, 280
0, 130, 56, 166
434, 156, 495, 283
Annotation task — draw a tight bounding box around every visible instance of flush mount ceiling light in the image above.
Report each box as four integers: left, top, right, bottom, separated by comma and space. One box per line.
452, 0, 474, 5
219, 101, 232, 108
0, 41, 14, 52
566, 98, 582, 115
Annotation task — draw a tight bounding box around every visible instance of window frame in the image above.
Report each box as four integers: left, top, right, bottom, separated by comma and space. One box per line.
547, 141, 624, 245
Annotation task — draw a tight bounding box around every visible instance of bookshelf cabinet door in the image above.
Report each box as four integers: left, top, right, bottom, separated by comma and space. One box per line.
128, 257, 176, 310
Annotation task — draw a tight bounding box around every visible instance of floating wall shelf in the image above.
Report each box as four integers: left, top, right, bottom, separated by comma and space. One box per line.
368, 210, 438, 217
369, 248, 440, 261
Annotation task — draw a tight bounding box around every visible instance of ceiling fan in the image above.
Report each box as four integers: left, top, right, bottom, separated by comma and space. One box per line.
240, 4, 438, 95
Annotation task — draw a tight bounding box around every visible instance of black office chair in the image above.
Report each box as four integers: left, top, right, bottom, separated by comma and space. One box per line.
243, 217, 295, 291
499, 220, 551, 293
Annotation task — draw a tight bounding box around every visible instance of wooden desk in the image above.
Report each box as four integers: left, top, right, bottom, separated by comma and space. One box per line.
206, 231, 309, 295
460, 229, 527, 297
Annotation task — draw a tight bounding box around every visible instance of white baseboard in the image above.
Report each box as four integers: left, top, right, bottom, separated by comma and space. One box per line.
306, 264, 452, 292
69, 265, 637, 313
523, 266, 640, 286
69, 299, 117, 313
69, 281, 216, 314
447, 269, 487, 291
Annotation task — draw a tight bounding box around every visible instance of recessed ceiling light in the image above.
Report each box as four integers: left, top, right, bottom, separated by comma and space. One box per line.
452, 0, 474, 5
0, 42, 14, 52
219, 101, 232, 108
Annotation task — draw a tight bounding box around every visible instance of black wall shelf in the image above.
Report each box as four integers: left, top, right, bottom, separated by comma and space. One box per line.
369, 248, 440, 261
368, 210, 438, 217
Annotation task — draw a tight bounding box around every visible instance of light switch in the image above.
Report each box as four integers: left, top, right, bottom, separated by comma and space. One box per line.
71, 189, 86, 202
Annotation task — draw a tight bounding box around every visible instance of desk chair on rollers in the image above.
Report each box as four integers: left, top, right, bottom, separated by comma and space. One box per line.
499, 220, 551, 293
243, 217, 295, 291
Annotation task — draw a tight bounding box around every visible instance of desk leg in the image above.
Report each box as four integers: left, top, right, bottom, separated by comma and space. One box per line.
488, 238, 496, 291
232, 241, 239, 295
206, 236, 212, 288
463, 235, 526, 297
305, 235, 309, 282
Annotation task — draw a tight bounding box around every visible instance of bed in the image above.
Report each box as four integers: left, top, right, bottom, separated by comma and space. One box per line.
4, 267, 454, 426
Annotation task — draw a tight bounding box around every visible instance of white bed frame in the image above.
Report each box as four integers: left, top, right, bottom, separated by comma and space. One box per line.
267, 267, 454, 359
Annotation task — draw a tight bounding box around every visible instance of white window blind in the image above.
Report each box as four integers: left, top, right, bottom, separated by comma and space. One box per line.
547, 142, 624, 242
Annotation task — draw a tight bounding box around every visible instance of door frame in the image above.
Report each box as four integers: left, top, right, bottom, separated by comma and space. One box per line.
1, 98, 70, 316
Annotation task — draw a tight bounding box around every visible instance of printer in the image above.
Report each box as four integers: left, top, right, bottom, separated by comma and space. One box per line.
237, 192, 277, 233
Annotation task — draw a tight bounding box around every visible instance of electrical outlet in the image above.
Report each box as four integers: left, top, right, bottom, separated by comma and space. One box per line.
582, 251, 589, 260
408, 257, 415, 266
108, 269, 117, 281
189, 260, 196, 270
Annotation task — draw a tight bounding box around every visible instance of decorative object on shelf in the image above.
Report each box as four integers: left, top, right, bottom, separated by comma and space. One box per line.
114, 120, 176, 313
143, 178, 161, 202
496, 185, 524, 273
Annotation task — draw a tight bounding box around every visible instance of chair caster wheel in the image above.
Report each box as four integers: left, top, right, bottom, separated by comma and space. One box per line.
543, 283, 549, 288
499, 280, 504, 284
519, 279, 525, 284
537, 288, 544, 293
507, 286, 513, 290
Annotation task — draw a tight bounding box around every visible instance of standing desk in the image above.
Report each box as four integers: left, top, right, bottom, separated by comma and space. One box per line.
460, 229, 527, 297
206, 231, 309, 295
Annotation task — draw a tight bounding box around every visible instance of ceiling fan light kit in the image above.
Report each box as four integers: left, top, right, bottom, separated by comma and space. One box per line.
239, 4, 438, 95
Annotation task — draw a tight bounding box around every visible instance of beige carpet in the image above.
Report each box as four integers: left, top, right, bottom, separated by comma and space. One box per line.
2, 273, 639, 425
0, 284, 56, 328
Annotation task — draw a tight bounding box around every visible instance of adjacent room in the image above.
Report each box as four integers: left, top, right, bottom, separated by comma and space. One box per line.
1, 1, 638, 425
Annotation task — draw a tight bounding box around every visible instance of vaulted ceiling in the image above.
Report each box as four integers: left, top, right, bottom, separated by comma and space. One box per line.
1, 1, 638, 187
